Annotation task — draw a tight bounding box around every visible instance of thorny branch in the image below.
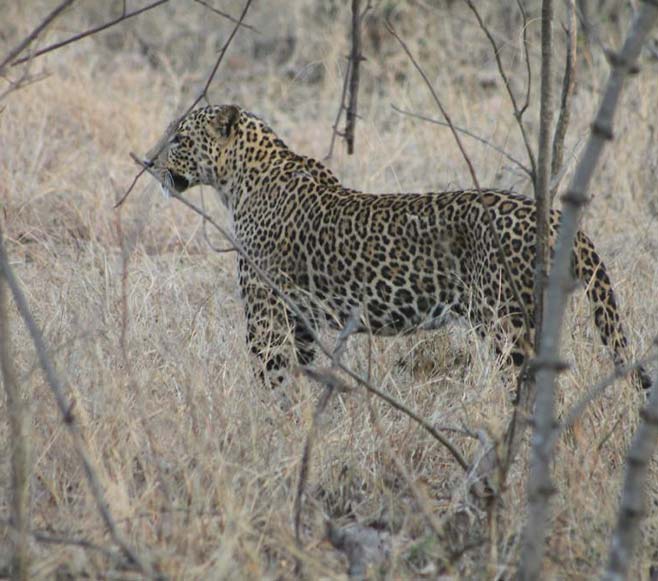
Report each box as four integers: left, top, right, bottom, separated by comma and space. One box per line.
0, 229, 151, 575
115, 0, 254, 208
10, 0, 170, 67
131, 153, 471, 473
519, 4, 658, 578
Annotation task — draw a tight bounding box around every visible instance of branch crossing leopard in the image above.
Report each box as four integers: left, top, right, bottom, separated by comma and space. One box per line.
147, 105, 651, 390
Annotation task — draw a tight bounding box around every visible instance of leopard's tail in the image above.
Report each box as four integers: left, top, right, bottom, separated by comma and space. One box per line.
573, 231, 651, 390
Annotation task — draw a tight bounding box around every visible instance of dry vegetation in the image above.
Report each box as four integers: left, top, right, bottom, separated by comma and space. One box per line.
1, 1, 658, 578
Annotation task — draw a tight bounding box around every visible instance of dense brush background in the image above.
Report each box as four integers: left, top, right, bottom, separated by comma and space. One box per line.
1, 0, 658, 578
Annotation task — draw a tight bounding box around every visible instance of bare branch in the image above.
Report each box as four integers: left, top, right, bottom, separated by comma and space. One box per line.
524, 8, 557, 564
0, 0, 75, 74
115, 0, 254, 208
550, 0, 578, 201
519, 4, 658, 577
532, 0, 554, 355
132, 153, 470, 472
604, 370, 658, 580
517, 0, 532, 115
11, 0, 169, 67
344, 0, 369, 154
191, 0, 258, 32
0, 229, 151, 574
391, 104, 533, 177
326, 57, 352, 161
461, 0, 537, 180
0, 228, 31, 580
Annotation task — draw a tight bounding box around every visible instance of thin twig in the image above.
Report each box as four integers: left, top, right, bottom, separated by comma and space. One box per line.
550, 0, 578, 201
115, 0, 254, 208
11, 0, 169, 67
132, 154, 470, 472
0, 229, 151, 574
461, 0, 537, 181
518, 4, 658, 578
191, 0, 258, 32
391, 104, 532, 177
0, 0, 75, 74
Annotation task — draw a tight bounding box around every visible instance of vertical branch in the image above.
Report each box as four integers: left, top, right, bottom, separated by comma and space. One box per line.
344, 0, 364, 155
0, 229, 150, 574
550, 0, 578, 201
603, 371, 658, 581
0, 228, 31, 580
518, 4, 658, 578
533, 0, 555, 353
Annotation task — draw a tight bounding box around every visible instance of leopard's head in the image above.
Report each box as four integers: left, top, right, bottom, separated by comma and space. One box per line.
147, 104, 243, 199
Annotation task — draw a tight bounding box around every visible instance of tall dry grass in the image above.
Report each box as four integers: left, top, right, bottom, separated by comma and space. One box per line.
1, 1, 657, 578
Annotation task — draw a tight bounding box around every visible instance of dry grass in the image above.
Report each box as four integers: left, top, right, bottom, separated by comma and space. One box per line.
1, 1, 658, 578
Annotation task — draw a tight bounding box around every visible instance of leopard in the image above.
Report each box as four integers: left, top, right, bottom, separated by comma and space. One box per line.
146, 104, 651, 391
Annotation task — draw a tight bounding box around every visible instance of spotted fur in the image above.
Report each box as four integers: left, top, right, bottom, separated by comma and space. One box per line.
148, 105, 650, 390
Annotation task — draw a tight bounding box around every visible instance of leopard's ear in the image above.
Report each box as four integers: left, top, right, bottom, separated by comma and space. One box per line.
208, 105, 240, 139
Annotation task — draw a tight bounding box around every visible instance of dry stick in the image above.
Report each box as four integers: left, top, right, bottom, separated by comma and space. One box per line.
604, 370, 658, 581
518, 4, 658, 578
0, 0, 75, 73
11, 0, 169, 67
550, 0, 578, 202
294, 311, 359, 570
0, 232, 31, 581
344, 0, 366, 155
131, 157, 470, 472
461, 0, 537, 181
114, 0, 254, 209
326, 57, 352, 160
391, 104, 532, 178
0, 232, 151, 575
190, 0, 258, 32
533, 0, 555, 356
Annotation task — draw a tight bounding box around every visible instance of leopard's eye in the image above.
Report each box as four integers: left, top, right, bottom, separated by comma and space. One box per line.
170, 134, 181, 146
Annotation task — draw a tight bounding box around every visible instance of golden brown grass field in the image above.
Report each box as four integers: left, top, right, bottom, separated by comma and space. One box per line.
1, 1, 658, 578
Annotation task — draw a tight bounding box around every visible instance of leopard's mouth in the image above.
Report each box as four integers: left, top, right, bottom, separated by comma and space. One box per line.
169, 171, 190, 192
